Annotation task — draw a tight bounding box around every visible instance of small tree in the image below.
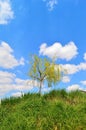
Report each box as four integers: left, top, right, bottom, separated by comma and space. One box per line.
28, 55, 62, 95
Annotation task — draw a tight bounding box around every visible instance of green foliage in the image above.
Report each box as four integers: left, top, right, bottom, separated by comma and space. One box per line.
0, 90, 86, 130
28, 55, 62, 94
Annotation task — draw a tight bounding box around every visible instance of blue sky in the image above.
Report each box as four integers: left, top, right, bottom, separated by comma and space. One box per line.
0, 0, 86, 98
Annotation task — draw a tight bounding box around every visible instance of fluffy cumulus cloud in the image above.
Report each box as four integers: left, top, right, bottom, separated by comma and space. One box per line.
62, 62, 86, 75
62, 76, 70, 83
80, 80, 86, 86
67, 84, 80, 92
0, 71, 39, 98
43, 0, 58, 11
78, 62, 86, 71
39, 41, 78, 61
14, 78, 39, 91
62, 64, 79, 75
0, 41, 25, 69
0, 0, 14, 24
0, 71, 15, 96
0, 70, 15, 84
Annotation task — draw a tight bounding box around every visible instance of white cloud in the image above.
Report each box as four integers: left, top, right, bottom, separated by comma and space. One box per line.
67, 84, 80, 92
12, 92, 24, 98
42, 87, 51, 93
39, 41, 78, 61
83, 53, 86, 61
67, 84, 86, 92
0, 41, 25, 69
62, 64, 79, 74
19, 57, 25, 65
62, 76, 70, 83
0, 70, 15, 84
0, 71, 39, 97
0, 84, 14, 97
78, 62, 86, 70
0, 71, 15, 96
0, 0, 14, 24
80, 80, 86, 86
62, 62, 86, 75
14, 78, 33, 91
43, 0, 58, 11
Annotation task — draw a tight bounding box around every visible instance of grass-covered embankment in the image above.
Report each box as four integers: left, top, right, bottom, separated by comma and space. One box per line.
0, 90, 86, 130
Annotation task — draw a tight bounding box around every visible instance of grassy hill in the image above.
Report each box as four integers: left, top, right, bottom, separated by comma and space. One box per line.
0, 90, 86, 130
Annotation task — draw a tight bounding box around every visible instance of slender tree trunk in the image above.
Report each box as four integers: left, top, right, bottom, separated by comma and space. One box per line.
39, 81, 42, 95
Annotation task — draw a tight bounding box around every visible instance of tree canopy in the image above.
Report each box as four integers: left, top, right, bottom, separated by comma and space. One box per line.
28, 55, 63, 94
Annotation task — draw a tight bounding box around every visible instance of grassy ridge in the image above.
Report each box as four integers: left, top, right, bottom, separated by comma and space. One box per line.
0, 90, 86, 130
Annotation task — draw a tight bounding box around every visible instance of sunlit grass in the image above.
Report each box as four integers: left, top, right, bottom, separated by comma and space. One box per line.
0, 90, 86, 130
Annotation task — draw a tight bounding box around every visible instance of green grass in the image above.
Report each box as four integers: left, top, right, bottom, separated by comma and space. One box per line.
0, 90, 86, 130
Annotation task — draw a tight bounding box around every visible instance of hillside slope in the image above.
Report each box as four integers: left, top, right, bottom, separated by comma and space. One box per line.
0, 90, 86, 130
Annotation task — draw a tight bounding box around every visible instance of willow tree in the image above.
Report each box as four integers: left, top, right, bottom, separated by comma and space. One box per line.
28, 55, 62, 95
